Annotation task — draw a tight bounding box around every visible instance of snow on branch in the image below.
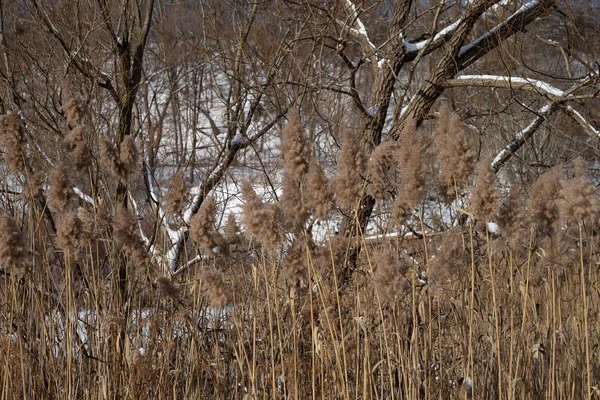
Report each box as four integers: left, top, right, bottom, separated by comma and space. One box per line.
457, 0, 556, 68
563, 105, 600, 141
491, 104, 558, 172
403, 0, 516, 60
475, 73, 599, 172
72, 187, 95, 206
128, 192, 162, 269
447, 75, 566, 100
339, 0, 378, 59
143, 161, 180, 245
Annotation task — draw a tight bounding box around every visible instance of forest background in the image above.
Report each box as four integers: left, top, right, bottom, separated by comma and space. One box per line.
0, 0, 599, 398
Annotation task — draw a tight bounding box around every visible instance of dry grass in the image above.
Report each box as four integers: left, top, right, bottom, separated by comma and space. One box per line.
1, 110, 599, 400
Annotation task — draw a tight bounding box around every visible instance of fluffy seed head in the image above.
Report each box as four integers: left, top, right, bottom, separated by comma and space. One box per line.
367, 140, 398, 201
497, 184, 529, 250
0, 214, 30, 275
164, 170, 188, 215
201, 269, 231, 307
241, 181, 283, 251
56, 212, 91, 255
0, 112, 27, 174
469, 159, 500, 222
224, 213, 241, 245
335, 131, 366, 209
100, 138, 126, 180
114, 207, 149, 268
306, 159, 334, 220
190, 197, 228, 257
281, 114, 310, 180
427, 229, 465, 284
432, 108, 475, 200
281, 172, 309, 234
392, 121, 425, 222
156, 276, 180, 300
61, 82, 83, 127
558, 157, 599, 223
372, 245, 410, 301
119, 136, 138, 174
48, 163, 72, 213
529, 166, 561, 237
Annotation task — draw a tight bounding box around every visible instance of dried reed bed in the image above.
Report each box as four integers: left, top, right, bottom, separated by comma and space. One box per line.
0, 108, 599, 400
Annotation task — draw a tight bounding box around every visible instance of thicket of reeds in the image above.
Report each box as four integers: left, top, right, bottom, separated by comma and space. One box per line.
1, 104, 599, 399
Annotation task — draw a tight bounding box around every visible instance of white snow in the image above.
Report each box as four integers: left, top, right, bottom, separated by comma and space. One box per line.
231, 132, 247, 146
459, 0, 540, 57
491, 104, 552, 169
404, 19, 461, 54
564, 106, 600, 140
453, 75, 565, 98
366, 105, 379, 116
487, 221, 500, 235
72, 187, 95, 205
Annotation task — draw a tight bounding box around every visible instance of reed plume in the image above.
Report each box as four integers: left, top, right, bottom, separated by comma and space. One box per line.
497, 184, 529, 250
432, 107, 474, 200
114, 206, 149, 268
240, 181, 283, 251
469, 159, 500, 222
335, 131, 366, 209
48, 163, 72, 212
119, 136, 138, 174
281, 114, 310, 180
392, 121, 425, 222
0, 112, 27, 174
56, 212, 90, 255
427, 228, 465, 284
156, 276, 180, 301
224, 213, 241, 245
367, 140, 397, 201
100, 138, 126, 180
372, 245, 410, 301
164, 170, 188, 215
201, 269, 231, 307
0, 214, 30, 275
281, 171, 308, 234
529, 166, 561, 237
558, 157, 599, 223
190, 197, 228, 256
306, 159, 334, 220
61, 83, 91, 170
